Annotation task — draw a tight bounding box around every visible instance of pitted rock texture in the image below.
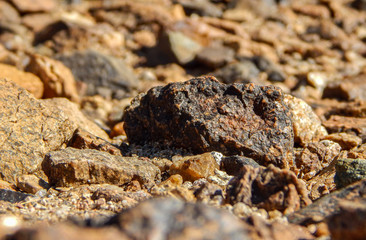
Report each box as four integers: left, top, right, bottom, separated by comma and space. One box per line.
123, 76, 294, 168
0, 79, 75, 184
42, 148, 160, 188
227, 164, 311, 214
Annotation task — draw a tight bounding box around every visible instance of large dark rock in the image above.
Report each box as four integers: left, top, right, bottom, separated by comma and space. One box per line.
123, 76, 294, 168
335, 158, 366, 188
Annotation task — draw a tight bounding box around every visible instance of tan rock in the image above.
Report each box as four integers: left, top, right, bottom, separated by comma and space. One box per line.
284, 94, 328, 146
42, 98, 109, 140
0, 79, 75, 184
42, 148, 160, 188
9, 0, 57, 13
26, 54, 80, 103
170, 153, 219, 182
323, 132, 362, 150
16, 175, 48, 194
0, 63, 43, 98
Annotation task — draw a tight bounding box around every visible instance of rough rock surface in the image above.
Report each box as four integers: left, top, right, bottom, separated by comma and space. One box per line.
0, 79, 75, 184
293, 140, 341, 180
26, 54, 80, 102
42, 148, 160, 188
42, 98, 109, 140
106, 197, 252, 240
220, 155, 260, 176
227, 164, 311, 214
123, 76, 294, 168
323, 132, 362, 150
0, 63, 44, 98
288, 179, 366, 225
335, 158, 366, 188
284, 94, 327, 146
68, 129, 121, 156
56, 50, 139, 99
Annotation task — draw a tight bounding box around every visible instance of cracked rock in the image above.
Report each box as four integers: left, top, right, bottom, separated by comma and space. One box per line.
123, 76, 294, 168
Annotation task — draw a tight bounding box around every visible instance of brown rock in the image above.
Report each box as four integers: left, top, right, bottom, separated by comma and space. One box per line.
0, 180, 16, 191
0, 1, 21, 24
323, 74, 366, 101
170, 152, 219, 182
284, 94, 327, 146
21, 13, 55, 32
68, 129, 121, 156
323, 115, 366, 139
293, 140, 341, 180
227, 164, 311, 214
246, 215, 315, 240
288, 179, 366, 225
328, 201, 366, 240
0, 63, 44, 98
348, 143, 366, 159
16, 175, 48, 194
10, 224, 128, 240
106, 197, 252, 240
0, 79, 75, 184
110, 122, 126, 138
42, 98, 109, 140
123, 76, 294, 169
159, 174, 183, 188
26, 54, 80, 103
193, 181, 224, 205
91, 185, 150, 205
323, 132, 362, 150
9, 0, 57, 13
42, 148, 160, 188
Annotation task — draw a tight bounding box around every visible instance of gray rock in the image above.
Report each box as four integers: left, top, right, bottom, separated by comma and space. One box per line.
196, 45, 235, 69
0, 79, 76, 184
106, 198, 251, 240
56, 50, 139, 99
335, 158, 366, 188
0, 189, 32, 203
42, 148, 160, 188
220, 155, 260, 176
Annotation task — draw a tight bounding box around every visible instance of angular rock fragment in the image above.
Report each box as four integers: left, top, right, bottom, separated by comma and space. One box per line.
220, 155, 260, 176
169, 152, 219, 182
42, 148, 160, 188
0, 79, 75, 184
293, 140, 341, 180
0, 189, 32, 203
323, 115, 366, 140
106, 198, 252, 240
323, 74, 366, 101
284, 94, 327, 146
68, 129, 120, 156
26, 54, 80, 102
16, 175, 48, 194
123, 76, 294, 168
323, 132, 362, 150
288, 179, 366, 225
227, 165, 311, 214
335, 158, 366, 188
56, 50, 139, 99
0, 63, 44, 98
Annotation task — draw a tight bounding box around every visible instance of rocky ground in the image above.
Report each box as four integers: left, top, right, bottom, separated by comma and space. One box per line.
1, 0, 366, 239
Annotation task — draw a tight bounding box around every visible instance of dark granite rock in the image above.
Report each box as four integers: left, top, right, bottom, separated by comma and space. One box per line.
56, 50, 139, 99
227, 164, 311, 214
106, 197, 251, 240
123, 76, 294, 168
335, 158, 366, 188
220, 155, 260, 176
